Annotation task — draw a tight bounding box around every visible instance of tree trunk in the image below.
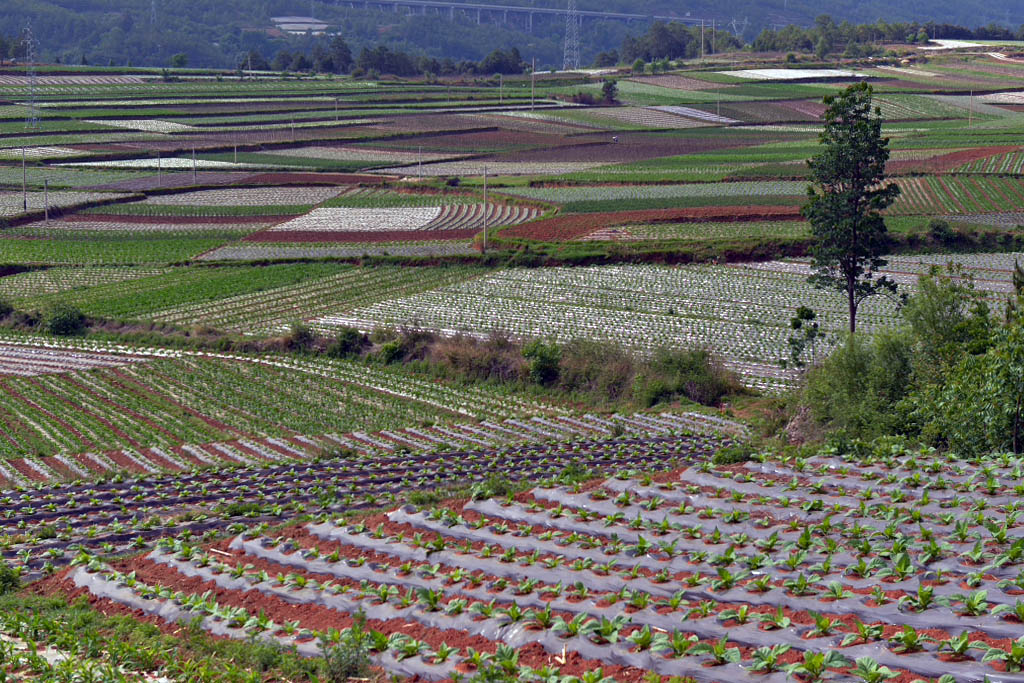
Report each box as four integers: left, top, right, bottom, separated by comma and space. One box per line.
1014, 388, 1022, 454
847, 278, 857, 334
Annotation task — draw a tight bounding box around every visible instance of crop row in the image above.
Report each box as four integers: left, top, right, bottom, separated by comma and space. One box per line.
144, 264, 487, 335
889, 175, 1024, 215
0, 429, 731, 577
312, 264, 901, 390
0, 190, 135, 218
582, 107, 714, 129
0, 266, 171, 302
67, 445, 1024, 682
198, 240, 480, 261
265, 145, 468, 164
0, 334, 559, 461
502, 181, 806, 204
955, 151, 1024, 174
137, 185, 345, 206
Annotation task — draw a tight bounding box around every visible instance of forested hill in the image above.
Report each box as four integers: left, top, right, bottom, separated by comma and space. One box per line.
0, 0, 1020, 70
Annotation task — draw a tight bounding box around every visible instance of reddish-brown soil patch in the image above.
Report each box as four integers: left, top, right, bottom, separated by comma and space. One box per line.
243, 228, 477, 243
888, 145, 1018, 173
504, 205, 803, 242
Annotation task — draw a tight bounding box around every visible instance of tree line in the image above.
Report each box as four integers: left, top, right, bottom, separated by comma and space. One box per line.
752, 15, 1024, 58
244, 42, 528, 77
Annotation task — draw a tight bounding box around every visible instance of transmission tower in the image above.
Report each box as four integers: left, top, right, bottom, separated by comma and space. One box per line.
24, 26, 38, 130
562, 0, 580, 71
150, 0, 157, 27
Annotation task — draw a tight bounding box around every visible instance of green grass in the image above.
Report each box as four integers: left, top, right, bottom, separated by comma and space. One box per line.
19, 263, 347, 319
622, 220, 810, 241
80, 202, 311, 217
0, 593, 326, 683
563, 195, 804, 213
0, 234, 227, 265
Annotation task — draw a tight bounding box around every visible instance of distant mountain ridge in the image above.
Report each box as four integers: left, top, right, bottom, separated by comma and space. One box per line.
0, 0, 1019, 70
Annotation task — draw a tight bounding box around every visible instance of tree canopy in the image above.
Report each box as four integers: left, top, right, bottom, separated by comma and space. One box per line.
803, 82, 900, 334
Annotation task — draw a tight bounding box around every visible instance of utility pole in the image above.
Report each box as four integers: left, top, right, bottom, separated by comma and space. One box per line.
43, 178, 48, 224
701, 20, 704, 61
157, 150, 161, 186
192, 146, 197, 184
22, 148, 27, 212
482, 166, 488, 254
417, 146, 422, 177
968, 90, 974, 128
531, 58, 536, 111
499, 74, 503, 104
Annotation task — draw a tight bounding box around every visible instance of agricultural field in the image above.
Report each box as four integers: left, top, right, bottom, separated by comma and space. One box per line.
3, 47, 1024, 681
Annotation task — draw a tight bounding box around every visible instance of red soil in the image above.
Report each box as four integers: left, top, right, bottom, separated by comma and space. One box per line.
504, 205, 803, 242
888, 145, 1018, 174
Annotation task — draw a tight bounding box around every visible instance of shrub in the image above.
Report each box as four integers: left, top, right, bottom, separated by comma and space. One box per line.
321, 624, 372, 682
803, 331, 913, 438
471, 474, 518, 500
376, 341, 403, 364
0, 563, 20, 595
0, 299, 12, 318
45, 303, 86, 336
559, 339, 635, 401
326, 326, 368, 358
712, 444, 754, 466
633, 349, 739, 407
287, 322, 315, 351
432, 332, 525, 383
927, 218, 956, 244
522, 339, 561, 385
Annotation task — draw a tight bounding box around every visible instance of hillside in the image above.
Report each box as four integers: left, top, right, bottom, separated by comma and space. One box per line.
0, 0, 1020, 69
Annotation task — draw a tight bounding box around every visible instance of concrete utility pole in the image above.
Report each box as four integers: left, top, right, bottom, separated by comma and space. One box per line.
21, 148, 27, 212
192, 147, 197, 184
481, 164, 489, 253
44, 178, 48, 223
531, 57, 536, 110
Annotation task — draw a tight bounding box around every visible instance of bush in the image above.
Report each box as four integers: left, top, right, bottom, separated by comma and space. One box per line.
287, 322, 315, 350
558, 339, 635, 401
0, 298, 12, 318
633, 349, 739, 407
470, 474, 518, 500
432, 332, 524, 383
711, 443, 754, 466
0, 563, 20, 595
522, 339, 561, 385
376, 341, 403, 364
927, 218, 956, 244
321, 622, 372, 682
326, 326, 368, 358
803, 331, 913, 438
45, 303, 86, 336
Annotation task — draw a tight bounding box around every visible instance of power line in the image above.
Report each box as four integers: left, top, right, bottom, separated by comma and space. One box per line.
562, 0, 580, 71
